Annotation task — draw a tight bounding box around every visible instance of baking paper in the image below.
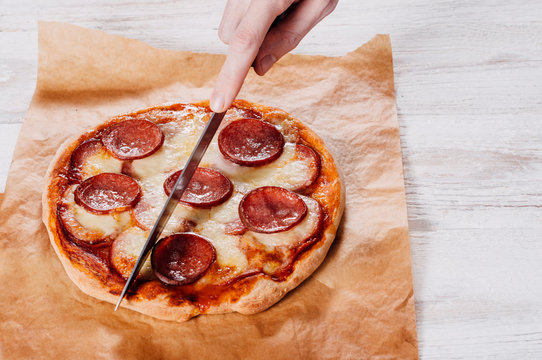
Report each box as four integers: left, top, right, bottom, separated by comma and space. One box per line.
0, 22, 417, 359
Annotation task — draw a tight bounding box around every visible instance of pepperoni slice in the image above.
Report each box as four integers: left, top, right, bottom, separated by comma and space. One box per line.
57, 185, 129, 246
151, 233, 216, 286
74, 173, 141, 214
101, 119, 164, 160
218, 118, 284, 166
239, 186, 307, 234
58, 205, 108, 245
291, 144, 321, 191
163, 167, 233, 208
71, 140, 103, 171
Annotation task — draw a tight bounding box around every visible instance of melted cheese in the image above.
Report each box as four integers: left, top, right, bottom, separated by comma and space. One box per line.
73, 204, 131, 236
203, 141, 312, 191
131, 121, 203, 179
110, 227, 153, 278
61, 186, 130, 238
196, 220, 248, 270
134, 173, 209, 234
81, 150, 122, 180
209, 191, 244, 224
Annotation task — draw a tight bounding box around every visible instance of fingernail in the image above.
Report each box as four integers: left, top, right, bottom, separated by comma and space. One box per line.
259, 54, 277, 74
210, 92, 225, 112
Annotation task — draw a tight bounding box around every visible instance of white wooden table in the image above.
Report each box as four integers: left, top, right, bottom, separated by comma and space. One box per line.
2, 1, 542, 358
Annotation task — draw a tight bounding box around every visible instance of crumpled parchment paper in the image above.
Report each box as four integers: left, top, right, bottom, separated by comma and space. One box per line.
0, 22, 417, 359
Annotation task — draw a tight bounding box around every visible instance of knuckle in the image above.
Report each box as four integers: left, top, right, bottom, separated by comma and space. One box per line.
231, 27, 259, 53
323, 0, 339, 16
280, 29, 303, 49
218, 26, 230, 44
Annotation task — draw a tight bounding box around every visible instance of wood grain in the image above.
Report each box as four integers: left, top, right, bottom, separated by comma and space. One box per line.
2, 0, 542, 358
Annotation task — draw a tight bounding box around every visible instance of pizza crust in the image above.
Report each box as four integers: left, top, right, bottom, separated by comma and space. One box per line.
42, 100, 344, 321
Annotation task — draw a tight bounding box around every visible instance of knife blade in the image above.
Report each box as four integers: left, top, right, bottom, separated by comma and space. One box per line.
114, 110, 227, 311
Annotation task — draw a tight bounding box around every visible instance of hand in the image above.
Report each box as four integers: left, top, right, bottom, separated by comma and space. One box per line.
210, 0, 338, 112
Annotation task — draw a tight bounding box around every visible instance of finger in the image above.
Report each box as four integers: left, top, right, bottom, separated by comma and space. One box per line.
211, 0, 294, 112
218, 0, 251, 44
253, 0, 338, 75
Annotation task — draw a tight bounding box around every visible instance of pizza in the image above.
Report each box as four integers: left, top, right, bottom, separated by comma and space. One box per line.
42, 100, 344, 321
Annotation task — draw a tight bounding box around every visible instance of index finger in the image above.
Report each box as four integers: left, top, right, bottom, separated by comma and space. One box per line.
210, 0, 293, 112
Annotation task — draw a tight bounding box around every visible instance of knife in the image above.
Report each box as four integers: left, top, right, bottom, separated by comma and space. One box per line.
114, 110, 227, 311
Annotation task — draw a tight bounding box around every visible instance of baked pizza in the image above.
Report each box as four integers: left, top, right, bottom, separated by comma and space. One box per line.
42, 100, 344, 321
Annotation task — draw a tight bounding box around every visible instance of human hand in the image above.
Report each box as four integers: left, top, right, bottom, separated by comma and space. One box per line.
210, 0, 338, 112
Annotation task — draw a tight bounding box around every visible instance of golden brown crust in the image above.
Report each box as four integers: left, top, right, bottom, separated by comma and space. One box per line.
42, 100, 344, 321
